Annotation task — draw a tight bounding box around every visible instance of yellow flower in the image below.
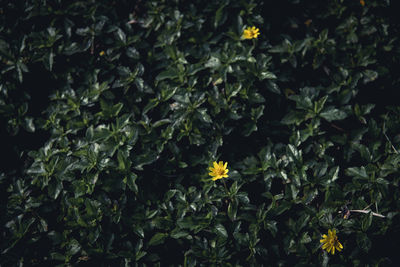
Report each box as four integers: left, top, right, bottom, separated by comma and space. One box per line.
99, 51, 105, 56
320, 229, 343, 255
208, 161, 229, 181
242, 26, 260, 40
360, 0, 365, 6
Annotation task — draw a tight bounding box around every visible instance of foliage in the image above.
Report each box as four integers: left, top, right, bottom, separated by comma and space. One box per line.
1, 0, 400, 266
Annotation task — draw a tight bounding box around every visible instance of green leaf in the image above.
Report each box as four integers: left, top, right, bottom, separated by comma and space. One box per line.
314, 96, 328, 114
48, 180, 63, 199
161, 86, 178, 101
249, 93, 265, 104
363, 70, 378, 83
126, 47, 140, 59
196, 108, 212, 123
146, 209, 158, 219
187, 63, 205, 76
149, 233, 168, 246
136, 251, 147, 261
44, 51, 54, 71
228, 201, 238, 221
274, 201, 291, 215
125, 173, 138, 193
153, 119, 171, 128
170, 229, 189, 239
27, 163, 46, 175
361, 212, 373, 231
320, 107, 347, 121
143, 98, 159, 114
67, 239, 81, 255
156, 68, 179, 82
345, 166, 368, 179
111, 103, 123, 116
51, 252, 66, 261
214, 4, 226, 28
214, 223, 228, 239
259, 71, 277, 80
204, 56, 221, 69
115, 28, 126, 43
133, 151, 159, 170
133, 225, 144, 238
300, 232, 311, 244
289, 95, 312, 110
93, 126, 112, 141
266, 80, 280, 94
357, 232, 371, 252
281, 111, 306, 125
23, 117, 35, 132
235, 15, 243, 36
265, 221, 278, 237
242, 122, 257, 136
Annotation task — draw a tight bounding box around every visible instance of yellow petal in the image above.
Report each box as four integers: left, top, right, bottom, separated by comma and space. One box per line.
213, 161, 219, 168
326, 246, 331, 253
224, 162, 227, 169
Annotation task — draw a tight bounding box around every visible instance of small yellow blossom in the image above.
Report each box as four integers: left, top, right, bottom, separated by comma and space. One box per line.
99, 51, 105, 56
208, 161, 229, 181
304, 19, 312, 27
320, 229, 343, 255
360, 0, 365, 6
242, 26, 260, 40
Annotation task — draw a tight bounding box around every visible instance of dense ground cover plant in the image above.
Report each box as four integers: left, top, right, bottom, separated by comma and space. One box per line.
1, 0, 400, 266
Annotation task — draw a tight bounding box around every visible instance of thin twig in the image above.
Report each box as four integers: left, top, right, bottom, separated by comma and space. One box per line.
339, 203, 386, 219
383, 120, 399, 154
222, 178, 229, 195
349, 209, 385, 218
330, 123, 345, 132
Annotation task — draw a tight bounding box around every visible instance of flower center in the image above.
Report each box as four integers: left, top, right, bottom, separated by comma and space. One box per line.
329, 236, 338, 246
216, 168, 224, 176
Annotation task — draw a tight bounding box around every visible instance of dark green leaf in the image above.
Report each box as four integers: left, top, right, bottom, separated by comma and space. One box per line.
155, 68, 179, 82
125, 173, 138, 193
214, 223, 228, 239
357, 232, 371, 252
149, 233, 168, 246
320, 107, 347, 121
361, 212, 373, 231
345, 166, 368, 179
